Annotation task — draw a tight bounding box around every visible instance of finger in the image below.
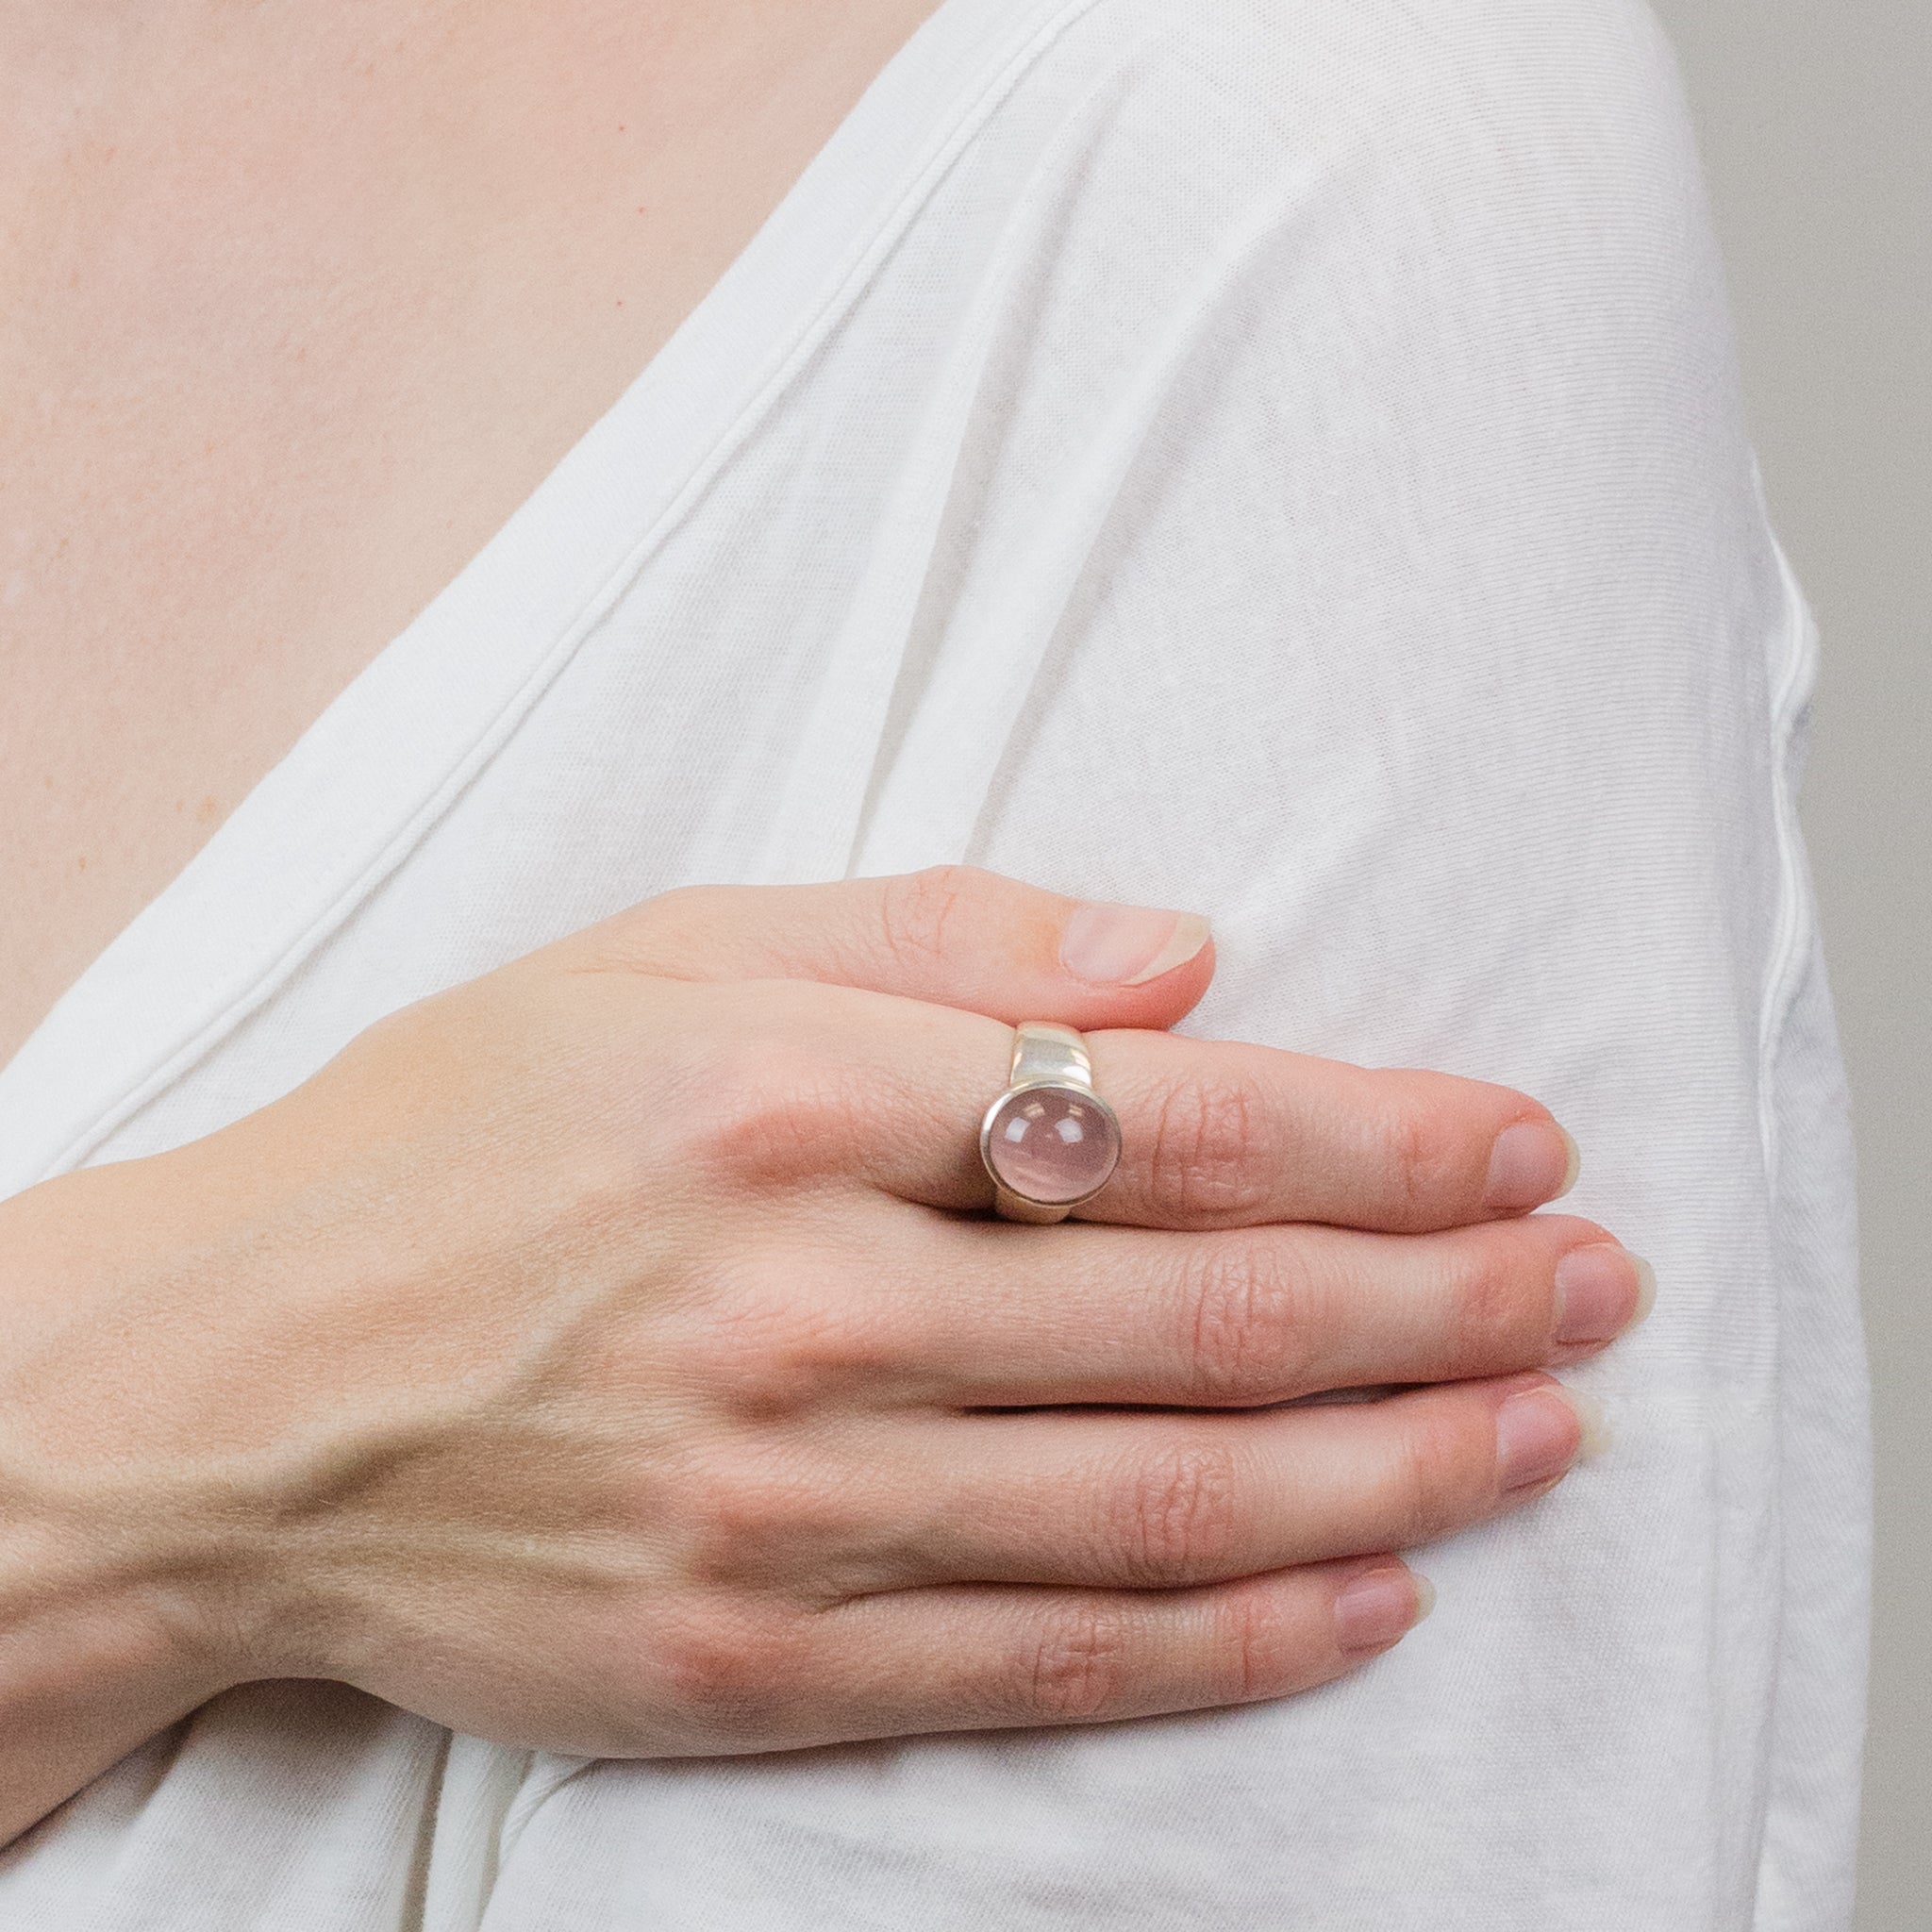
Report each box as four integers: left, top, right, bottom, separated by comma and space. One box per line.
829, 1374, 1601, 1596
1080, 1029, 1578, 1229
690, 982, 1579, 1232
779, 1557, 1429, 1744
857, 1213, 1652, 1410
564, 864, 1215, 1032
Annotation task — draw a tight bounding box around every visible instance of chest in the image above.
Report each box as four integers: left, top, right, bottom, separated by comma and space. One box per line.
0, 0, 933, 1070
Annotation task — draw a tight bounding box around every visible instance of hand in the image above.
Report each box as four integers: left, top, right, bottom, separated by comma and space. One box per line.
0, 868, 1643, 1837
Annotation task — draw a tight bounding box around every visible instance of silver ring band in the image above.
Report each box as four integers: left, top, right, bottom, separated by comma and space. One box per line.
979, 1022, 1123, 1224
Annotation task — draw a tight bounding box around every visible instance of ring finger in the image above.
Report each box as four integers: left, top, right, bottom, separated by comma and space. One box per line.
673, 978, 1578, 1236
815, 1373, 1601, 1596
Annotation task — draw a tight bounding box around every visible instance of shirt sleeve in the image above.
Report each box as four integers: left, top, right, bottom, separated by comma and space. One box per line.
856, 0, 1868, 1922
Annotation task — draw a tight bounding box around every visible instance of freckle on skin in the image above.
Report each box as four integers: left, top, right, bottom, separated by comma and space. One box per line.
198, 797, 220, 825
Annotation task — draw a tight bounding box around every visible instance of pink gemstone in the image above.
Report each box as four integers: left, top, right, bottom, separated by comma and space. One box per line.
983, 1085, 1122, 1206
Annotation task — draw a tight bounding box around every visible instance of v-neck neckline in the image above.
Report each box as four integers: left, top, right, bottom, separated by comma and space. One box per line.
0, 0, 1095, 1196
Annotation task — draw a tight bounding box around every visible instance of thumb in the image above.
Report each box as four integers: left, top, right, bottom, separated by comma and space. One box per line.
570, 865, 1214, 1030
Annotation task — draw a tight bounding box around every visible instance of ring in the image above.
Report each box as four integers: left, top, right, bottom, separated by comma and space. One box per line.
980, 1022, 1123, 1224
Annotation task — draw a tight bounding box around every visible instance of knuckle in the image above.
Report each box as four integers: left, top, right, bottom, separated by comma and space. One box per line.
1222, 1584, 1297, 1701
1380, 1407, 1482, 1545
683, 1027, 851, 1191
627, 880, 725, 951
1441, 1237, 1530, 1363
1179, 1237, 1319, 1400
686, 1262, 880, 1420
572, 882, 741, 978
1147, 1077, 1272, 1224
1016, 1602, 1135, 1722
680, 1455, 818, 1580
1108, 1441, 1242, 1586
1380, 1086, 1467, 1226
652, 1604, 811, 1743
876, 866, 989, 975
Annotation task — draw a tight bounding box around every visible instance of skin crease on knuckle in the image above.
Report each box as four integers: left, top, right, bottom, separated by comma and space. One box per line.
1145, 1075, 1274, 1226
1105, 1439, 1245, 1590
1015, 1599, 1137, 1724
1007, 1579, 1326, 1729
1177, 1234, 1326, 1405
1429, 1221, 1574, 1377
1174, 1215, 1607, 1409
1374, 1076, 1488, 1231
1377, 1398, 1501, 1550
874, 864, 984, 980
1224, 1580, 1311, 1704
1438, 1229, 1543, 1372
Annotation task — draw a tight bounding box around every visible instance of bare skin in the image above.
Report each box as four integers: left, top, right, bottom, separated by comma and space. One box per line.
0, 0, 940, 1065
0, 866, 1640, 1845
0, 3, 1649, 1863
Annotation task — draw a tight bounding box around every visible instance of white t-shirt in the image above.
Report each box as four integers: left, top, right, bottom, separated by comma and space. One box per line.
0, 0, 1867, 1925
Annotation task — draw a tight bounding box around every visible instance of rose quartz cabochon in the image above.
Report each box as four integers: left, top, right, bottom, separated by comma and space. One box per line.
983, 1087, 1121, 1205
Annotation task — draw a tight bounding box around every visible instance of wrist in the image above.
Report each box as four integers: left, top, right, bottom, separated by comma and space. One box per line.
0, 1557, 230, 1844
0, 1163, 263, 1838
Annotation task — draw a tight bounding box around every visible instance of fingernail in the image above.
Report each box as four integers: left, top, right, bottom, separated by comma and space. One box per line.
1334, 1565, 1429, 1655
1632, 1256, 1657, 1324
1568, 1388, 1611, 1458
1495, 1383, 1609, 1490
1483, 1122, 1576, 1210
1058, 903, 1211, 986
1554, 1243, 1650, 1345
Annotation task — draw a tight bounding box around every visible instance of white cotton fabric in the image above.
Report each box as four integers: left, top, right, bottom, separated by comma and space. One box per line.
0, 0, 1867, 1924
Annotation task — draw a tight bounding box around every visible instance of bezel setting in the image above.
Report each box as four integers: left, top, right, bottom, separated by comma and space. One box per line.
978, 1078, 1124, 1208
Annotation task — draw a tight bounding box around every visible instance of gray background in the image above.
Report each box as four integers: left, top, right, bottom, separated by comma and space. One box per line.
1647, 1, 1928, 1923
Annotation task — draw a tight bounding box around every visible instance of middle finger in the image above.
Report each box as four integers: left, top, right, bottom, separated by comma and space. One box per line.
824, 1206, 1651, 1410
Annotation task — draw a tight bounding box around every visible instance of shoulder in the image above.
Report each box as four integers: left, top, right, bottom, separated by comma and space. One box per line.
974, 0, 1727, 389
1019, 0, 1707, 243
1062, 0, 1691, 137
